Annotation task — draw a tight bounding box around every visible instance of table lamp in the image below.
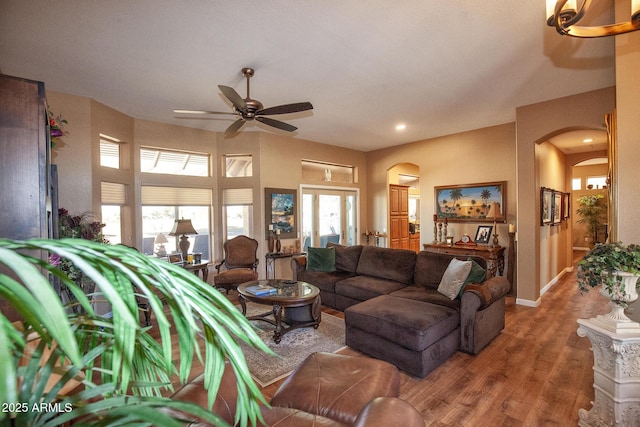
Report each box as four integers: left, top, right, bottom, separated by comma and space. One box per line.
169, 219, 198, 261
154, 233, 168, 257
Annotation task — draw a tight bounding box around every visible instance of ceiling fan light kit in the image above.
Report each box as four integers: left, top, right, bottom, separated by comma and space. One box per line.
546, 0, 640, 37
175, 67, 313, 138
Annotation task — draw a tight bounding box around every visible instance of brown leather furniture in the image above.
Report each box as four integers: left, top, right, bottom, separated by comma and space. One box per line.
214, 235, 259, 294
170, 352, 425, 426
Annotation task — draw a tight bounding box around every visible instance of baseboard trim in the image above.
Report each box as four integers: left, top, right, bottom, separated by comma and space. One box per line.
516, 297, 539, 307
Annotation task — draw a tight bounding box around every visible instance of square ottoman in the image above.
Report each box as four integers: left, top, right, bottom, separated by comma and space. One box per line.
270, 352, 400, 425
345, 295, 460, 378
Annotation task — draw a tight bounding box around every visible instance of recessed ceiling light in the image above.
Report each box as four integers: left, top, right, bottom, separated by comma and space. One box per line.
395, 124, 406, 131
583, 138, 593, 143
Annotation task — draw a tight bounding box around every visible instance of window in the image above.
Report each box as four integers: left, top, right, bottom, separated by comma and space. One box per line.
100, 134, 121, 169
586, 176, 607, 189
140, 147, 210, 177
301, 160, 356, 184
141, 186, 212, 259
223, 188, 253, 240
572, 178, 582, 191
224, 154, 253, 177
101, 181, 126, 244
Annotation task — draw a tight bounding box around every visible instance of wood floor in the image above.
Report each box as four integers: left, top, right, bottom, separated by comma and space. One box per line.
159, 253, 607, 426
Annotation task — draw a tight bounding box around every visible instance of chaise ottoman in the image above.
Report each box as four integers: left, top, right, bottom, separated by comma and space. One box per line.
345, 295, 460, 378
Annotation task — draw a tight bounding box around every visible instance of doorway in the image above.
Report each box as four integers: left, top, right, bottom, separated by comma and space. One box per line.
301, 188, 358, 250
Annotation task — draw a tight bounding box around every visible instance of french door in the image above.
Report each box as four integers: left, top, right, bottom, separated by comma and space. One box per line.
301, 188, 358, 250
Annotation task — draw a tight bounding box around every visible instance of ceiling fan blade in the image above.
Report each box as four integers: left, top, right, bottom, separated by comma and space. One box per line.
224, 118, 246, 138
218, 85, 247, 111
257, 102, 313, 116
256, 116, 297, 132
174, 109, 236, 115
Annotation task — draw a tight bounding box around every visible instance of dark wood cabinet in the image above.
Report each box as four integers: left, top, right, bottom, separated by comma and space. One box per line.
0, 74, 54, 320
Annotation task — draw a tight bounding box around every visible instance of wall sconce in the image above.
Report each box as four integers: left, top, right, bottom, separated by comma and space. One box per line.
546, 0, 640, 37
169, 219, 198, 261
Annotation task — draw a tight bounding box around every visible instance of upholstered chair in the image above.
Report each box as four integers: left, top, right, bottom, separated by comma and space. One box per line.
214, 235, 259, 293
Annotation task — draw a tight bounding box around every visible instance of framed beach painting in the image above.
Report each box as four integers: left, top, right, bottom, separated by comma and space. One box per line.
265, 188, 297, 239
435, 181, 506, 223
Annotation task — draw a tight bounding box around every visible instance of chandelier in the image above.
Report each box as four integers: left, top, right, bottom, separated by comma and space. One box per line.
546, 0, 640, 37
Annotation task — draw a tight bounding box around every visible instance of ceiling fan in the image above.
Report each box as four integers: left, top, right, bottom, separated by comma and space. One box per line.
174, 67, 313, 138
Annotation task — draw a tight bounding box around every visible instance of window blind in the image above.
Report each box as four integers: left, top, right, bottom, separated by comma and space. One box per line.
101, 182, 126, 205
141, 186, 212, 206
223, 188, 253, 205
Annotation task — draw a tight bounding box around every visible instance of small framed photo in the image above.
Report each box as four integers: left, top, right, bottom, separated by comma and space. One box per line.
540, 187, 553, 225
168, 253, 183, 264
552, 191, 562, 225
474, 225, 493, 244
446, 236, 454, 246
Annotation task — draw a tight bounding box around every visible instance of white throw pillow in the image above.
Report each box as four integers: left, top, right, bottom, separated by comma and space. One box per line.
437, 259, 473, 300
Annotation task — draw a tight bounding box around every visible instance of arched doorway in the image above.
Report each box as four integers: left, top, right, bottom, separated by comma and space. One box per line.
387, 163, 420, 251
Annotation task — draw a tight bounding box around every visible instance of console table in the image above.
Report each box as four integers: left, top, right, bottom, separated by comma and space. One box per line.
183, 260, 210, 282
422, 243, 505, 279
265, 252, 305, 279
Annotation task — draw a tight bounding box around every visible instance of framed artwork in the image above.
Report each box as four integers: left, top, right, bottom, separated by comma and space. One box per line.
563, 192, 570, 220
540, 187, 553, 225
552, 191, 562, 225
435, 181, 506, 223
265, 188, 297, 239
168, 253, 183, 264
474, 225, 493, 244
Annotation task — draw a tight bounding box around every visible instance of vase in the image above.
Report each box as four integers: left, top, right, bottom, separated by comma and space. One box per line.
275, 238, 281, 253
596, 272, 640, 331
268, 235, 275, 253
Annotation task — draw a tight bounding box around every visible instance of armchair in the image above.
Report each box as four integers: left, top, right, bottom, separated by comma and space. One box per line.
214, 235, 259, 293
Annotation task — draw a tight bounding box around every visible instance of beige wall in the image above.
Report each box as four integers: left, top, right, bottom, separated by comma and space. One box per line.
516, 87, 616, 305
366, 123, 517, 261
536, 141, 569, 292
615, 0, 640, 244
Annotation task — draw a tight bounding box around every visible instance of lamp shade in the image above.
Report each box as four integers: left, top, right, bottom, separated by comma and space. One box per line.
169, 219, 198, 236
154, 233, 168, 244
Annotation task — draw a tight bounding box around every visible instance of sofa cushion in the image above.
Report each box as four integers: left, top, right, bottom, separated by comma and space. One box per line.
356, 246, 416, 285
327, 243, 363, 273
335, 275, 407, 302
345, 295, 459, 352
456, 258, 487, 299
414, 251, 487, 289
389, 286, 461, 310
307, 247, 336, 272
296, 269, 356, 294
437, 258, 472, 299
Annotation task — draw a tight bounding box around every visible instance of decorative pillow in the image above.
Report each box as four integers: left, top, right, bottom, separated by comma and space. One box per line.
306, 247, 336, 272
456, 258, 487, 300
437, 258, 473, 300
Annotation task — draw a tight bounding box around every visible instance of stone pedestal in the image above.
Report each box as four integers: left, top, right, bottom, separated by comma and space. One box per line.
577, 318, 640, 426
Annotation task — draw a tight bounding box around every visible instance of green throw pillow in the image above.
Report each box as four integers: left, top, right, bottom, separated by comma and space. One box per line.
456, 258, 487, 300
306, 247, 336, 272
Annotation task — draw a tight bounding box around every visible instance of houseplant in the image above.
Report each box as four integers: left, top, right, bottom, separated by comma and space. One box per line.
0, 238, 273, 427
576, 194, 607, 246
577, 241, 640, 321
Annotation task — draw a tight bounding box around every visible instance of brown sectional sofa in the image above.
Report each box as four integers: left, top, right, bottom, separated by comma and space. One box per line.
291, 243, 511, 377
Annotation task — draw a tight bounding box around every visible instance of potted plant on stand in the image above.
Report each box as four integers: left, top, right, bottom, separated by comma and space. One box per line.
577, 241, 640, 332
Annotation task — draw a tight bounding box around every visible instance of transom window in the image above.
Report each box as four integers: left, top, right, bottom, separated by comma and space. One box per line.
224, 154, 253, 177
140, 147, 210, 177
100, 134, 121, 169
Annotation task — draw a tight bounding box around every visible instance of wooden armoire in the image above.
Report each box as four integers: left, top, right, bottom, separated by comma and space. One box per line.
0, 74, 56, 321
389, 184, 409, 249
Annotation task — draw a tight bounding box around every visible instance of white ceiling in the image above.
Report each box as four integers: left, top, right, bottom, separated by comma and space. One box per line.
0, 1, 616, 152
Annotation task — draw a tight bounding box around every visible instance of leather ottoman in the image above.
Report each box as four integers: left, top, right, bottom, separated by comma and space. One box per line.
345, 295, 460, 378
270, 352, 401, 425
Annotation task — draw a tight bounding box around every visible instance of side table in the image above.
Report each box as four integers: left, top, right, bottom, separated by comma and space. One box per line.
422, 243, 505, 278
265, 252, 305, 279
183, 260, 210, 282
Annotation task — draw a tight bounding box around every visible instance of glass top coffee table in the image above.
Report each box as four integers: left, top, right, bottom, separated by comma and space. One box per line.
237, 279, 321, 344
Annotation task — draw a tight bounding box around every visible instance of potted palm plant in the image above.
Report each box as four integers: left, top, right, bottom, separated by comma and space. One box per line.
577, 241, 640, 323
0, 238, 272, 427
576, 194, 607, 246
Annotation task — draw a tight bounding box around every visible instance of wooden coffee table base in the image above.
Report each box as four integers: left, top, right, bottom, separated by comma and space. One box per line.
239, 294, 321, 344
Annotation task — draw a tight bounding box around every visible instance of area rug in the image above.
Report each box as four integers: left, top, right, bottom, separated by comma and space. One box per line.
237, 303, 346, 387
